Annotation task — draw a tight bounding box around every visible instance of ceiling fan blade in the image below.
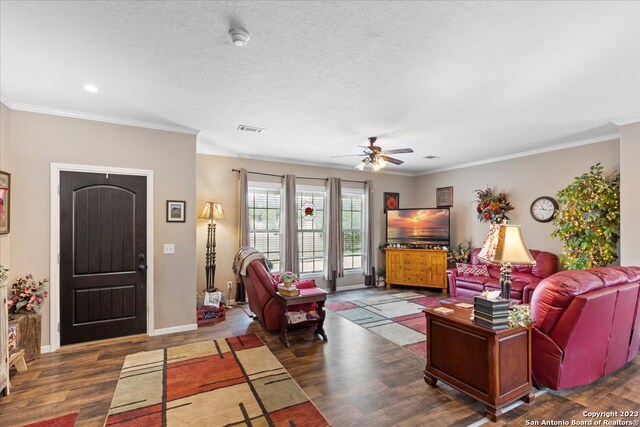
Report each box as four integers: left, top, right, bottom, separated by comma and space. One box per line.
330, 154, 366, 158
357, 144, 380, 152
379, 155, 404, 165
380, 148, 414, 155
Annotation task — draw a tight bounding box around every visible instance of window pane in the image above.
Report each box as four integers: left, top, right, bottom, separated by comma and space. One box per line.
249, 185, 281, 272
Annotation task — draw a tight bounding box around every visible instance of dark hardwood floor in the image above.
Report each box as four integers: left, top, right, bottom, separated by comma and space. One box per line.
0, 287, 638, 426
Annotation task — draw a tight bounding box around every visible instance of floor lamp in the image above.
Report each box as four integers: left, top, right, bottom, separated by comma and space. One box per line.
199, 201, 226, 291
477, 222, 536, 300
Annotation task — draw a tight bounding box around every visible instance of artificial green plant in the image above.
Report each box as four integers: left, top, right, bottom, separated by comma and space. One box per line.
551, 163, 620, 270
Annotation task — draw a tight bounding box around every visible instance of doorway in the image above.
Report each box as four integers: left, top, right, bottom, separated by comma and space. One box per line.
50, 164, 154, 350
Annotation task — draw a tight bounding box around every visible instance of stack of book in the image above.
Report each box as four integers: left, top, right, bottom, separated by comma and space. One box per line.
278, 284, 300, 297
473, 297, 510, 330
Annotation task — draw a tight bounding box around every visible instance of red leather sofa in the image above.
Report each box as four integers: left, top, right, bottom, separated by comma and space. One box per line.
447, 248, 558, 303
530, 266, 640, 390
241, 258, 318, 332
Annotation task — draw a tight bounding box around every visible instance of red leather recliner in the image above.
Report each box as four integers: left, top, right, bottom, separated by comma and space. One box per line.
530, 266, 640, 390
447, 248, 558, 303
241, 259, 318, 332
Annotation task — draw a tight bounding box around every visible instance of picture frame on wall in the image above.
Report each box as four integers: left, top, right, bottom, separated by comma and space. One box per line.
384, 192, 399, 212
166, 200, 186, 222
436, 186, 453, 208
0, 170, 10, 234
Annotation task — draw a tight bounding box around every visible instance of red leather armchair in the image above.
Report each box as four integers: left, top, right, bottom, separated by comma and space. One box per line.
447, 248, 558, 303
530, 266, 640, 390
241, 258, 318, 332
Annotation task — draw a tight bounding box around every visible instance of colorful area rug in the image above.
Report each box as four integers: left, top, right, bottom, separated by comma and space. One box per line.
326, 291, 446, 357
21, 412, 78, 427
105, 334, 329, 426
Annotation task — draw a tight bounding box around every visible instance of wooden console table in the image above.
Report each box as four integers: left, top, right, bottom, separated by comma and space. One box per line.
276, 288, 328, 348
423, 304, 535, 421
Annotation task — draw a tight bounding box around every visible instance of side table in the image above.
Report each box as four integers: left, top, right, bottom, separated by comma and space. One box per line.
423, 304, 535, 422
276, 288, 328, 348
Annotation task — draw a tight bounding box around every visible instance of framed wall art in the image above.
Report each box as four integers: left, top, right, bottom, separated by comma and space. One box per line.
384, 192, 399, 212
166, 200, 186, 223
436, 186, 453, 208
0, 170, 10, 234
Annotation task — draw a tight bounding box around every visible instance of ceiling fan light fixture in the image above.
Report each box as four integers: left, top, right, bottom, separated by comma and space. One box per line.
355, 161, 366, 171
377, 157, 387, 168
372, 162, 382, 172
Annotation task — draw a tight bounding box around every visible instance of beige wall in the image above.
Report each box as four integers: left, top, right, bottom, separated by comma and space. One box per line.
196, 154, 415, 292
620, 122, 640, 265
413, 140, 621, 261
0, 104, 10, 269
7, 109, 197, 345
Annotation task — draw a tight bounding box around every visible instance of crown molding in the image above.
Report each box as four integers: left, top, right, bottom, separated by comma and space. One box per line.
418, 133, 620, 176
0, 92, 16, 108
611, 117, 640, 126
2, 99, 200, 135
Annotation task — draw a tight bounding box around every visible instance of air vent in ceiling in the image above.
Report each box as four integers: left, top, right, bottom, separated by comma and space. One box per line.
237, 125, 265, 134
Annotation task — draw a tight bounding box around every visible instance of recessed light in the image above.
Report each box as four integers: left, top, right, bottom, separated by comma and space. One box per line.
84, 84, 99, 93
423, 155, 440, 159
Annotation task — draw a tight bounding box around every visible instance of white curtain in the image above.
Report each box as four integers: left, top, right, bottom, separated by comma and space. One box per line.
283, 174, 299, 273
236, 168, 249, 302
363, 180, 376, 285
324, 177, 343, 290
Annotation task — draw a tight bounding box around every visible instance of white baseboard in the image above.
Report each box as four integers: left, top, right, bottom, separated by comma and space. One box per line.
41, 345, 52, 353
154, 324, 198, 336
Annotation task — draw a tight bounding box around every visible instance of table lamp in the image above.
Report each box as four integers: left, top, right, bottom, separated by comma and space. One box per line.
477, 222, 536, 300
199, 201, 226, 291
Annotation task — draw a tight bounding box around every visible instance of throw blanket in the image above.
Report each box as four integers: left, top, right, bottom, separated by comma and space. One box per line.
232, 247, 273, 277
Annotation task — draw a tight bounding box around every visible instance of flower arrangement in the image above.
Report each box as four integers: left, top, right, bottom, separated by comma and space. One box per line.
508, 305, 532, 328
448, 240, 472, 263
7, 274, 49, 314
278, 271, 299, 283
474, 187, 514, 224
551, 163, 620, 270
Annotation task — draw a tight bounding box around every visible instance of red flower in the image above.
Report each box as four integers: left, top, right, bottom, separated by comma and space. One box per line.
484, 213, 491, 220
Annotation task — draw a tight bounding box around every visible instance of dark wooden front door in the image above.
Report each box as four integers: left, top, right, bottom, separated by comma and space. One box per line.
60, 172, 147, 345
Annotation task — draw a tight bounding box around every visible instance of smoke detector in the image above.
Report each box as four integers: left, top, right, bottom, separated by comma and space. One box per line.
229, 28, 250, 47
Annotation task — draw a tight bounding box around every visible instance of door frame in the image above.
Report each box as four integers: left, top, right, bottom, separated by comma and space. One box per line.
49, 163, 155, 352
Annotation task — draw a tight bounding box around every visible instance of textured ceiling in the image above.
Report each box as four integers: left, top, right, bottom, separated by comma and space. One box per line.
1, 1, 639, 175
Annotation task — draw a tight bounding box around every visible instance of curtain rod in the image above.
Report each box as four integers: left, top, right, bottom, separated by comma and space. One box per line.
232, 169, 366, 184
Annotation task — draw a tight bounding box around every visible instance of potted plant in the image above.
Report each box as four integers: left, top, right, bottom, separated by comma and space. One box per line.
551, 163, 620, 269
448, 240, 473, 266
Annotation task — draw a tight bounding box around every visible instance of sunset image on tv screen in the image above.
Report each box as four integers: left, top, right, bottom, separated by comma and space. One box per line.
387, 209, 449, 245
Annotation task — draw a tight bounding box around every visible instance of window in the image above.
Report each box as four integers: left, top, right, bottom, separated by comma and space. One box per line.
342, 189, 364, 270
248, 182, 281, 271
297, 186, 325, 274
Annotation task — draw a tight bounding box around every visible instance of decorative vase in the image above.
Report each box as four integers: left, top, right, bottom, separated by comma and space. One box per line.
10, 312, 41, 362
283, 280, 293, 289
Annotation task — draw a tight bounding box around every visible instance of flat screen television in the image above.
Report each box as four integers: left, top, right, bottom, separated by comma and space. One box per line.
386, 208, 450, 246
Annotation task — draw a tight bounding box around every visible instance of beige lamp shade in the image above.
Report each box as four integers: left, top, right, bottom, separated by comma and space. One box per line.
478, 223, 536, 265
199, 201, 226, 222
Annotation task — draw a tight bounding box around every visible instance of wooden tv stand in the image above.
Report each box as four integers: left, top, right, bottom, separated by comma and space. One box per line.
384, 248, 447, 294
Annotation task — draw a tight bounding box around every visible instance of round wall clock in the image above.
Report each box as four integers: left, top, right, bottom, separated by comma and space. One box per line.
530, 196, 559, 223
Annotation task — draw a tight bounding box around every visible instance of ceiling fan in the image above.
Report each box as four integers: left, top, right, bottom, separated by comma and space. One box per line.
331, 137, 414, 171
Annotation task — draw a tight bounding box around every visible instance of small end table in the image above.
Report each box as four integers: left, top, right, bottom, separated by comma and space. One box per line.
276, 288, 328, 348
423, 304, 535, 422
